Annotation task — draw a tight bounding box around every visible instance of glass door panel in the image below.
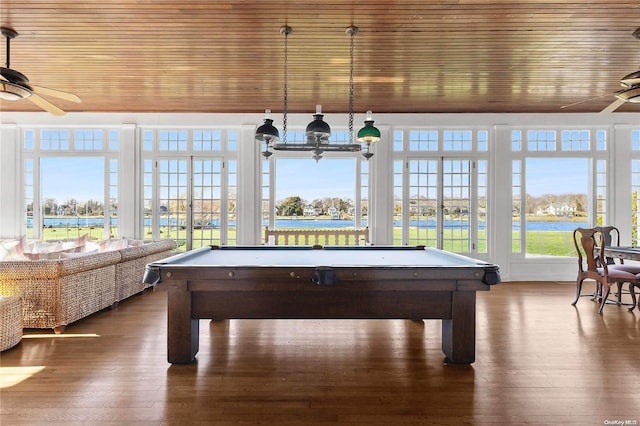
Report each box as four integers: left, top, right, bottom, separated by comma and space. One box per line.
191, 159, 223, 249
158, 159, 188, 250
442, 159, 471, 252
405, 158, 475, 255
407, 159, 438, 248
157, 158, 225, 251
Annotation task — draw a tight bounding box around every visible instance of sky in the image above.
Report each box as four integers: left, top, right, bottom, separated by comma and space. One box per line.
38, 156, 358, 203
525, 158, 588, 197
40, 157, 105, 203
275, 158, 356, 201
38, 156, 586, 203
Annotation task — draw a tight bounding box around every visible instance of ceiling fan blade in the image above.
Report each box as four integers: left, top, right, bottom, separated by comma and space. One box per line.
31, 84, 81, 103
560, 93, 609, 109
600, 98, 626, 113
28, 93, 66, 116
620, 70, 640, 87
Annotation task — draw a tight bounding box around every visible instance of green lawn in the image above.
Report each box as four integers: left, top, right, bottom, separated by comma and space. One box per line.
37, 224, 576, 257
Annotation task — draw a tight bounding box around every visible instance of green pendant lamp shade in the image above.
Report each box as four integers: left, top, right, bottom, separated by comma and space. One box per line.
357, 110, 381, 143
357, 110, 380, 159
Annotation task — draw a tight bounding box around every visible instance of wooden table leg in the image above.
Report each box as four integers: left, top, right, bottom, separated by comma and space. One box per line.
167, 285, 199, 364
441, 290, 476, 364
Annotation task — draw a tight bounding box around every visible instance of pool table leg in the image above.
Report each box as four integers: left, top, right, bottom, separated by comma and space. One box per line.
167, 286, 199, 364
441, 290, 476, 365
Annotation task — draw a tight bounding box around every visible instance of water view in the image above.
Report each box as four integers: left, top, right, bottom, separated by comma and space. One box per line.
30, 217, 588, 231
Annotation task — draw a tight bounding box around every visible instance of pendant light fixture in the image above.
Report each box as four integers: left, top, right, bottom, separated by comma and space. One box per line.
255, 25, 381, 160
357, 110, 381, 159
255, 26, 292, 158
347, 26, 381, 160
255, 108, 278, 158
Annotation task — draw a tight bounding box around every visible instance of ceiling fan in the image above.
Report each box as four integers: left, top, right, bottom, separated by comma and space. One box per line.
0, 26, 80, 116
599, 68, 640, 113
562, 28, 640, 113
561, 68, 640, 113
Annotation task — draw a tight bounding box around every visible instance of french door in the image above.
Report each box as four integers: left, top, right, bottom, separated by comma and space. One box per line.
149, 156, 234, 250
395, 157, 487, 255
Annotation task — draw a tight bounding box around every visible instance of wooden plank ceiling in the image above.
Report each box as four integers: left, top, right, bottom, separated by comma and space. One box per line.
1, 1, 640, 115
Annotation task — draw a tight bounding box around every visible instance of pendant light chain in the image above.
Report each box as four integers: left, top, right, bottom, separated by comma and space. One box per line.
348, 27, 357, 143
281, 26, 290, 145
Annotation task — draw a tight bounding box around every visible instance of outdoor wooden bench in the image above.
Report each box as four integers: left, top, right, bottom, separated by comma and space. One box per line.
264, 227, 369, 246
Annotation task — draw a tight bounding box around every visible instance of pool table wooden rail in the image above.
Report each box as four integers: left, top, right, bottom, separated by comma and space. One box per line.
161, 267, 492, 291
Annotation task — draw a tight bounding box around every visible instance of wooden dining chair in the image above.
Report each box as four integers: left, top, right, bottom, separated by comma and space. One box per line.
596, 225, 640, 303
629, 282, 640, 312
571, 227, 640, 314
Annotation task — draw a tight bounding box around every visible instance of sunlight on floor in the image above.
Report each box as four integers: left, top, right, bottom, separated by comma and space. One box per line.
22, 333, 100, 339
0, 366, 45, 389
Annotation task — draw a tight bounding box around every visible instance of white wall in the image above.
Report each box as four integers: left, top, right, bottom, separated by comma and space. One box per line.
1, 111, 639, 281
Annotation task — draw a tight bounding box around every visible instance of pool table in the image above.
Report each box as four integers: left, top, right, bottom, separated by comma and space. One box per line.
143, 245, 500, 365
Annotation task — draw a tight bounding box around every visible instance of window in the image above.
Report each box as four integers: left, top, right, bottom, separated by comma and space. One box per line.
511, 129, 606, 257
268, 157, 360, 226
261, 129, 366, 245
393, 129, 489, 255
23, 128, 118, 240
141, 128, 238, 250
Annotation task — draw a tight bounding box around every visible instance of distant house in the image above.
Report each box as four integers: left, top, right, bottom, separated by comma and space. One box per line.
536, 203, 576, 217
328, 206, 340, 219
303, 205, 319, 216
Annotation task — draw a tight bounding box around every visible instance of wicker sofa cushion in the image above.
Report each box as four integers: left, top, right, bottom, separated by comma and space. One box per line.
86, 238, 128, 253
0, 238, 27, 260
1, 235, 142, 261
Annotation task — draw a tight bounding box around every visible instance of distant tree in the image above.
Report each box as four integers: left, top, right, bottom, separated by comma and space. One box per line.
42, 198, 57, 216
85, 199, 104, 216
336, 197, 353, 214
311, 199, 324, 214
277, 196, 304, 216
63, 199, 79, 216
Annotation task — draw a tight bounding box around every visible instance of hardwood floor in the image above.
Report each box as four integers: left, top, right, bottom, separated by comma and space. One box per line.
1, 282, 639, 425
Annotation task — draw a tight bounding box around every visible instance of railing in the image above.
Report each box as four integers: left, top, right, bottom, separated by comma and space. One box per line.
264, 227, 369, 246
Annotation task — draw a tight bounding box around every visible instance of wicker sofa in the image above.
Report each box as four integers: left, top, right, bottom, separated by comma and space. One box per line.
0, 239, 176, 333
0, 296, 22, 351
